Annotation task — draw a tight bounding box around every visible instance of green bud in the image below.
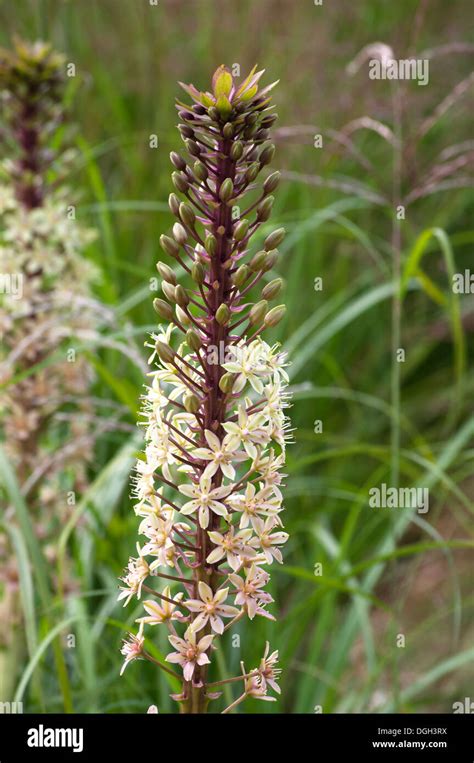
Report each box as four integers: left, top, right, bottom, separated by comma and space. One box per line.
184, 393, 201, 414
162, 281, 177, 302
186, 329, 202, 352
179, 202, 195, 227
219, 178, 234, 202
234, 218, 250, 242
264, 227, 285, 251
174, 285, 189, 307
208, 106, 219, 121
172, 171, 189, 193
194, 160, 208, 181
249, 300, 268, 325
264, 171, 281, 194
160, 234, 180, 259
245, 162, 260, 182
262, 277, 283, 300
231, 264, 250, 287
185, 138, 200, 157
157, 262, 177, 285
219, 372, 235, 393
153, 298, 174, 321
264, 304, 286, 327
259, 144, 275, 166
191, 261, 205, 284
222, 123, 234, 139
249, 250, 267, 272
169, 193, 180, 216
176, 305, 190, 326
257, 195, 274, 221
156, 341, 175, 364
230, 141, 243, 160
216, 303, 231, 325
170, 152, 186, 171
173, 222, 187, 245
261, 249, 278, 272
205, 234, 217, 256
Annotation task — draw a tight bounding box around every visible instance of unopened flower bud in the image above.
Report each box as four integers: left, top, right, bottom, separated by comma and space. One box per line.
170, 152, 186, 171
219, 178, 234, 202
193, 161, 208, 181
259, 144, 275, 166
184, 393, 201, 414
174, 285, 189, 307
234, 218, 250, 241
230, 141, 243, 160
257, 195, 274, 221
262, 249, 278, 272
222, 122, 234, 139
157, 262, 177, 284
173, 222, 187, 245
186, 329, 202, 352
231, 264, 250, 287
160, 234, 180, 259
205, 234, 217, 256
172, 171, 189, 193
168, 193, 180, 216
176, 305, 190, 326
263, 171, 281, 194
215, 303, 231, 325
185, 139, 200, 157
156, 341, 175, 364
179, 202, 195, 227
219, 372, 235, 393
264, 304, 286, 327
191, 261, 205, 284
262, 277, 283, 300
245, 162, 260, 182
249, 300, 268, 325
249, 250, 267, 272
264, 227, 285, 251
162, 281, 177, 302
153, 298, 174, 321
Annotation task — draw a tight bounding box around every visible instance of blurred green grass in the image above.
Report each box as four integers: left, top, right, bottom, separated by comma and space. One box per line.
0, 0, 473, 713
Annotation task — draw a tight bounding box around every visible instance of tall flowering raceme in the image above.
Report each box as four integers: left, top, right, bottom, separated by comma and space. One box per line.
119, 65, 291, 713
0, 40, 97, 693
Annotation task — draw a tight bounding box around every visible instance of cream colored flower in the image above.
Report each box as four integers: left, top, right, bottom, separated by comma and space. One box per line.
178, 475, 231, 529
185, 581, 240, 634
136, 586, 185, 626
166, 628, 214, 682
192, 429, 246, 480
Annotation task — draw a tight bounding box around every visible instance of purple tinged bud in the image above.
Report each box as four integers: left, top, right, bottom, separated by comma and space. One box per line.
170, 152, 186, 170
185, 139, 201, 157
223, 123, 234, 139
264, 227, 285, 251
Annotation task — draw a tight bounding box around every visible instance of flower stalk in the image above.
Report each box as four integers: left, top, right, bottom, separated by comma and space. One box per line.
119, 65, 291, 713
